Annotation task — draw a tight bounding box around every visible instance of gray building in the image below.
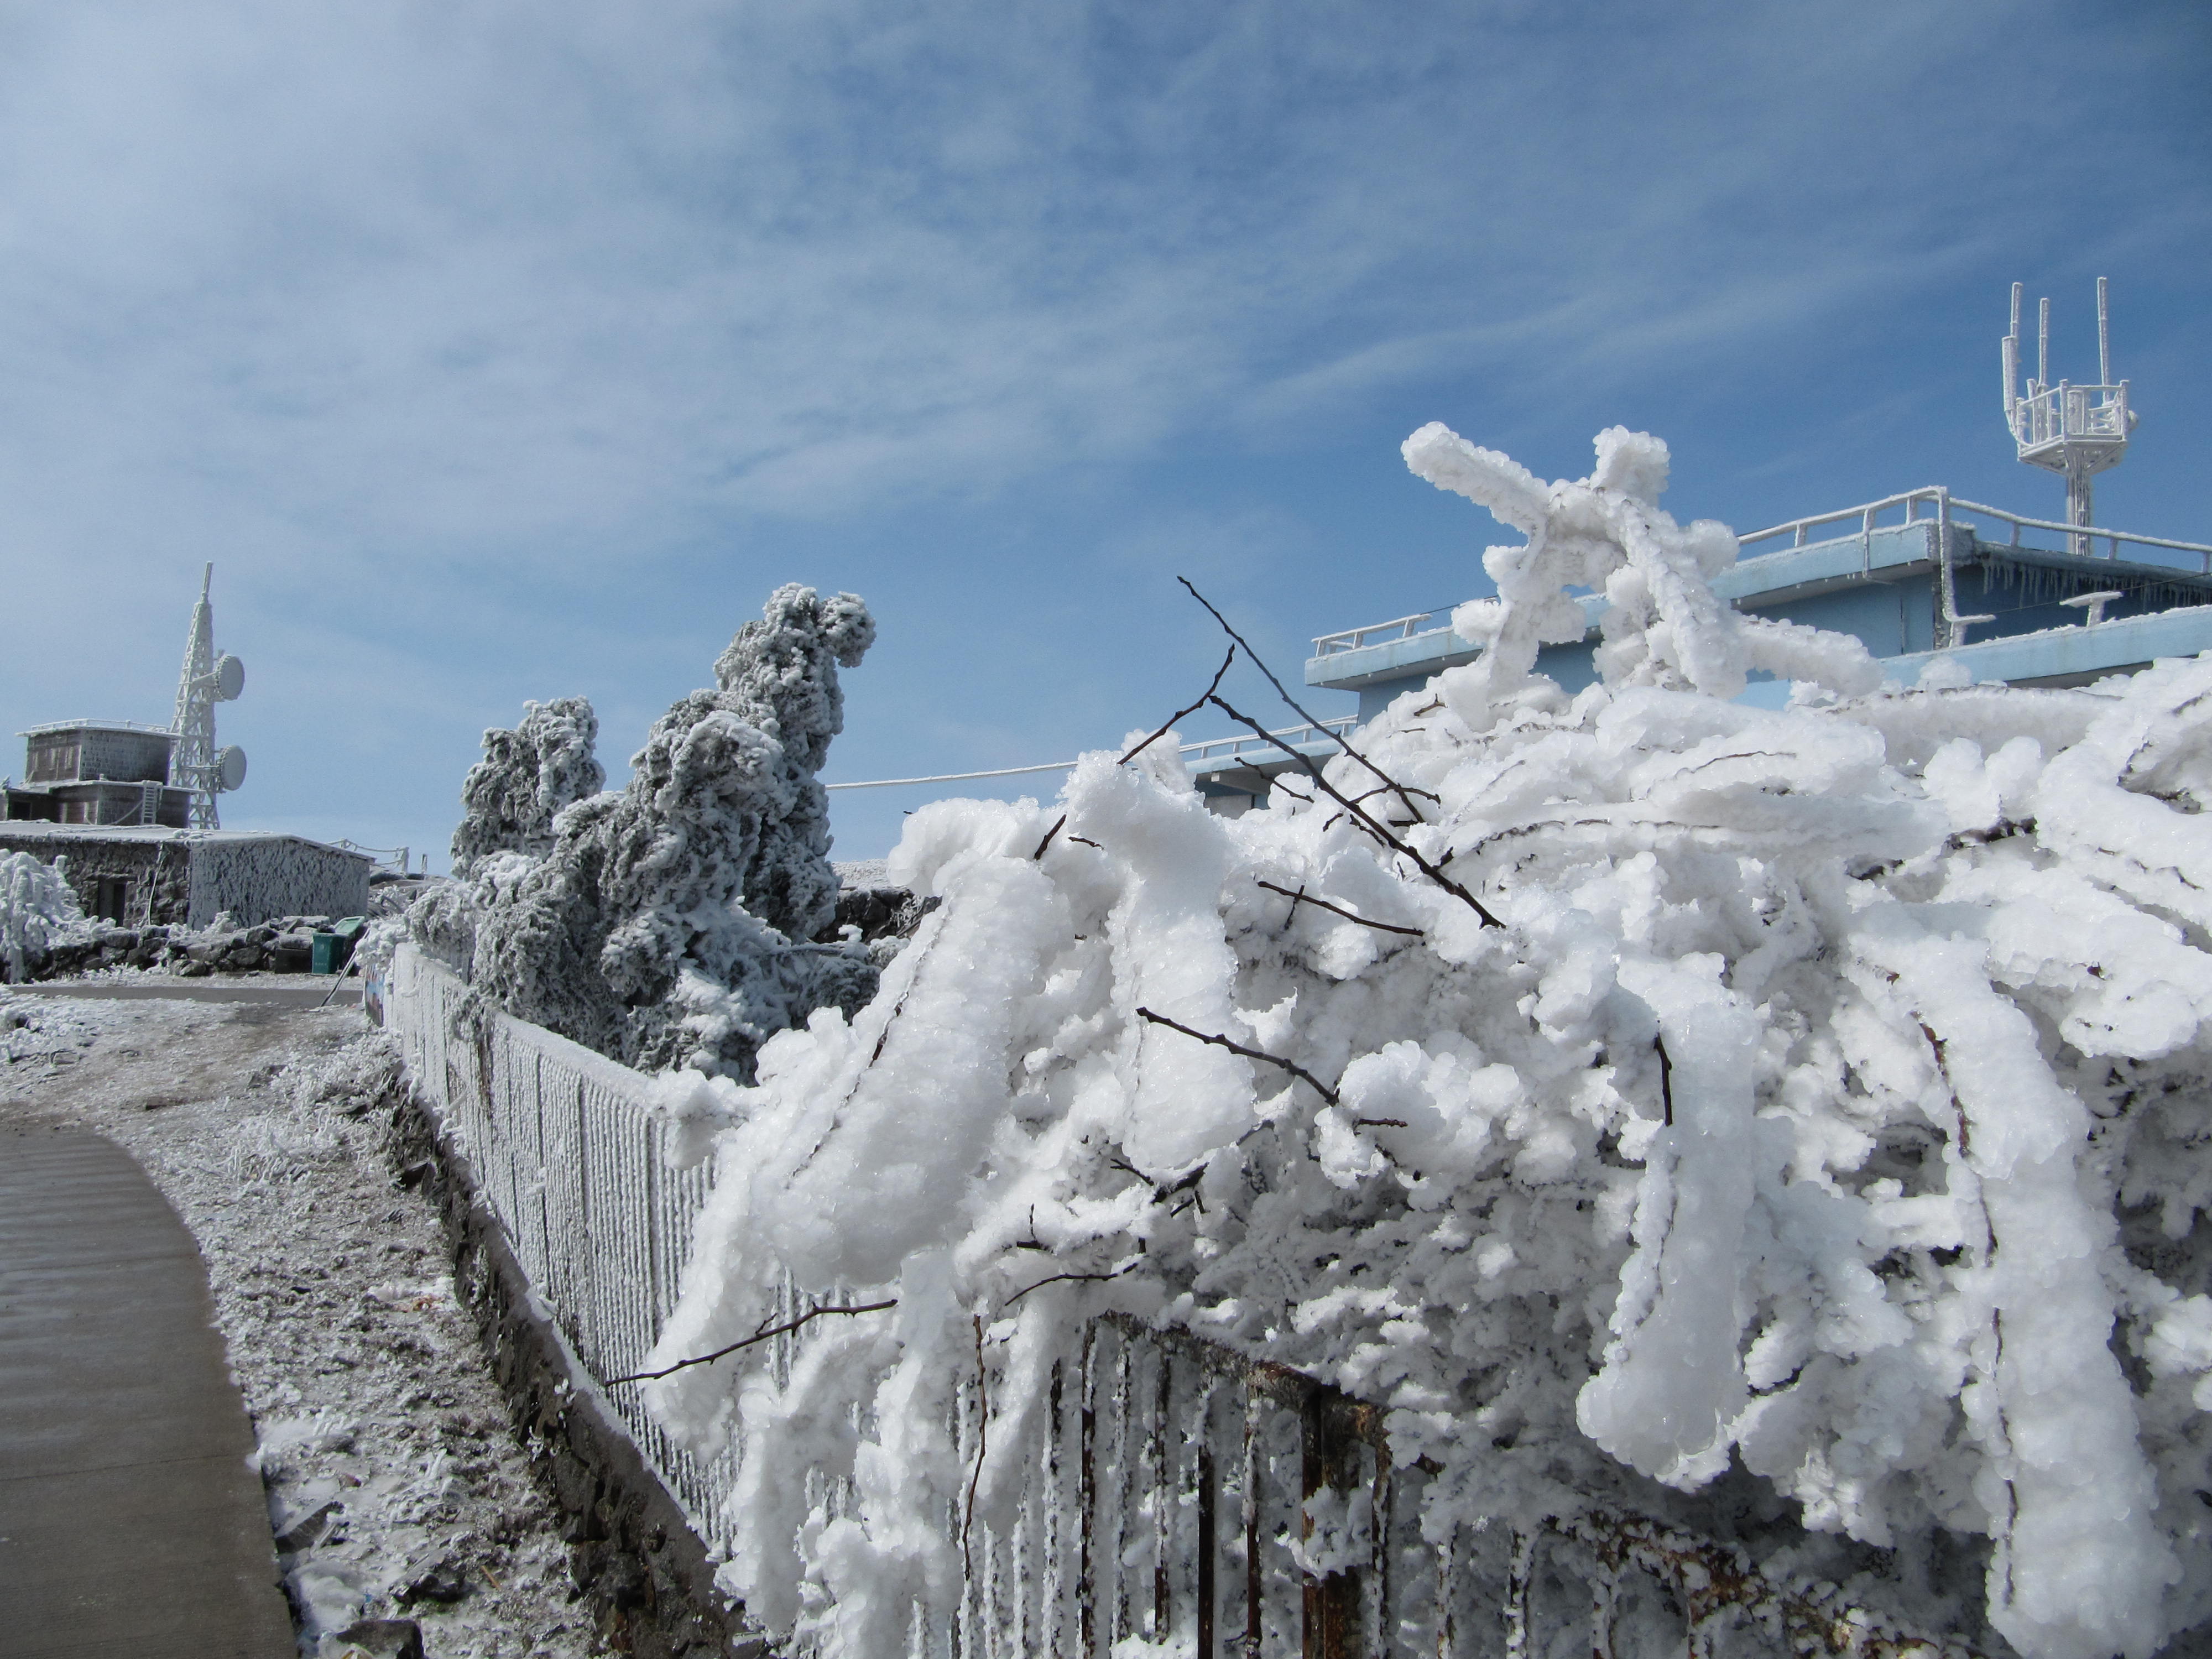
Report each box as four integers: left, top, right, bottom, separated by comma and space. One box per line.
4, 720, 192, 827
0, 823, 371, 927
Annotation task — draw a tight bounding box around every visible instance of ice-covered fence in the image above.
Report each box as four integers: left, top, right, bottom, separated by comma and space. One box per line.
388, 944, 1973, 1659
386, 943, 741, 1536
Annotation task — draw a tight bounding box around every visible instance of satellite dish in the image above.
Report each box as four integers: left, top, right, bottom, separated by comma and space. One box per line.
216, 745, 248, 792
212, 654, 245, 701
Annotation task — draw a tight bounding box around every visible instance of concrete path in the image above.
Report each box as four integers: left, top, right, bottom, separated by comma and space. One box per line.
18, 975, 361, 1008
0, 1123, 295, 1658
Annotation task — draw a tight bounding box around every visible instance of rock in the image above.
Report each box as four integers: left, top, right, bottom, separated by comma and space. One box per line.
273, 1496, 344, 1554
175, 959, 213, 978
393, 1553, 469, 1606
320, 1619, 424, 1659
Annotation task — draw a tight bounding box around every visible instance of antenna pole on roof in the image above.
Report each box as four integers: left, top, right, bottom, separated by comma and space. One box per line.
2001, 278, 2135, 559
2098, 275, 2111, 388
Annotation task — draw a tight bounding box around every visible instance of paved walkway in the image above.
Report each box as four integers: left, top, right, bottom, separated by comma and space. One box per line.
0, 1123, 295, 1658
18, 975, 362, 1008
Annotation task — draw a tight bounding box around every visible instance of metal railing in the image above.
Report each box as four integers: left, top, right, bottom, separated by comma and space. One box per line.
387, 946, 1982, 1658
1739, 486, 2212, 573
1181, 718, 1358, 769
1312, 611, 1456, 657
2009, 380, 2129, 452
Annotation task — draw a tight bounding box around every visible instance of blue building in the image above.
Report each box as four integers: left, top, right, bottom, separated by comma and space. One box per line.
1186, 283, 2212, 814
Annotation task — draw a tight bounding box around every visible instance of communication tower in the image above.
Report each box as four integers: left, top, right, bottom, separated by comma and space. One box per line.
168, 563, 248, 828
2002, 276, 2137, 556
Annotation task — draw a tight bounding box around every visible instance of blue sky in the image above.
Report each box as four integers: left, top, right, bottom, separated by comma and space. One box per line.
1, 0, 2206, 867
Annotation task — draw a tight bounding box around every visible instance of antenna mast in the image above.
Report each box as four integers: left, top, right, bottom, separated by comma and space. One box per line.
2001, 276, 2136, 555
168, 564, 247, 828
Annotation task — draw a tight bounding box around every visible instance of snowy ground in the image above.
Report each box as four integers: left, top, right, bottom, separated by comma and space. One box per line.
0, 985, 604, 1658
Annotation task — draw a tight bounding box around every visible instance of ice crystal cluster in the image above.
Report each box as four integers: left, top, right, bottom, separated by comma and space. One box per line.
416, 584, 878, 1079
641, 428, 2212, 1659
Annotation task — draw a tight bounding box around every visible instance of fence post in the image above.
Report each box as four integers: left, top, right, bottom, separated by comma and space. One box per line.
1301, 1392, 1361, 1659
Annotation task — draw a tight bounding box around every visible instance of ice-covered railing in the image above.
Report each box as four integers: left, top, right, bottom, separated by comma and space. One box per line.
1179, 717, 1357, 768
383, 945, 742, 1536
1311, 609, 1456, 656
385, 943, 1975, 1659
1739, 485, 2212, 573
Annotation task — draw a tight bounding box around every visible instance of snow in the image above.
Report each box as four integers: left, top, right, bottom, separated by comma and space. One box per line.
0, 990, 601, 1657
637, 425, 2212, 1659
418, 583, 879, 1081
0, 848, 91, 981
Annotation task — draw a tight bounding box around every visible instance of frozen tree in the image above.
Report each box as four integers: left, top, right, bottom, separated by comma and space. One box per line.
458, 584, 878, 1079
448, 697, 607, 878
644, 432, 2212, 1659
0, 850, 88, 981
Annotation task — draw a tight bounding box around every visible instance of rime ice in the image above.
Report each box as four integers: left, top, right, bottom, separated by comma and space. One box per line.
646, 432, 2210, 1659
418, 583, 878, 1081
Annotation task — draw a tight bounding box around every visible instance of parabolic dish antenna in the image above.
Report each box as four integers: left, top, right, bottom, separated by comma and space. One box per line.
216, 745, 248, 792
212, 654, 244, 701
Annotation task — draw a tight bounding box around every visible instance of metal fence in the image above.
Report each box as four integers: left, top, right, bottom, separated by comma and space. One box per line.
387, 945, 1977, 1659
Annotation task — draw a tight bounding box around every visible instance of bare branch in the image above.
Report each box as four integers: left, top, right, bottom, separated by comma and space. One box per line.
1004, 1261, 1138, 1307
1177, 577, 1432, 825
1255, 878, 1423, 937
1036, 646, 1238, 858
1136, 1004, 1340, 1104
601, 1300, 898, 1387
1654, 1034, 1673, 1128
1208, 694, 1503, 927
962, 1314, 988, 1580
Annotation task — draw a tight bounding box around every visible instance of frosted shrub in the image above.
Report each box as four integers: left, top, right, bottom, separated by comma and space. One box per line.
429, 583, 879, 1080
0, 850, 89, 981
646, 428, 2212, 1659
449, 696, 606, 878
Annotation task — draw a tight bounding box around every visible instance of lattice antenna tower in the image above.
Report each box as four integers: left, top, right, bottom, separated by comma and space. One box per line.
168, 562, 247, 828
2002, 276, 2137, 556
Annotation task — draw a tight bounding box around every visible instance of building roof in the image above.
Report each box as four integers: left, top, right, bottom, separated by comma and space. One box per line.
17, 719, 176, 739
0, 823, 372, 861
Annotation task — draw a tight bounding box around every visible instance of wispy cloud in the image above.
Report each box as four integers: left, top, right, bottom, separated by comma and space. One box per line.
1, 0, 2204, 860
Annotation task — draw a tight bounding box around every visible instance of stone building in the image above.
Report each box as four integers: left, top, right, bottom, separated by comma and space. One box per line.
0, 823, 371, 927
3, 720, 192, 827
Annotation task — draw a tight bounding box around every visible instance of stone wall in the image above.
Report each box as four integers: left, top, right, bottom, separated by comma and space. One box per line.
187, 836, 370, 927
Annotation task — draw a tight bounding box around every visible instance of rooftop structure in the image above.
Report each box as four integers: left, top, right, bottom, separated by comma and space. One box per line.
1186, 281, 2210, 813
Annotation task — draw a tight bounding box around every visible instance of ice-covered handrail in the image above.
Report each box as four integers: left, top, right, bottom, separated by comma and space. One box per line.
1739, 486, 2212, 568
1311, 608, 1456, 655
821, 719, 1359, 790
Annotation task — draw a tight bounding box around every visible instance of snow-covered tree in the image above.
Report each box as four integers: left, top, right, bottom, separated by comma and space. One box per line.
448, 696, 606, 878
643, 431, 2212, 1659
449, 583, 878, 1079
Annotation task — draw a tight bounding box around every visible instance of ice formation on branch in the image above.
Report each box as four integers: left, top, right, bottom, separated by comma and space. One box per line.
644, 431, 2210, 1659
0, 850, 88, 981
419, 584, 878, 1079
449, 696, 607, 878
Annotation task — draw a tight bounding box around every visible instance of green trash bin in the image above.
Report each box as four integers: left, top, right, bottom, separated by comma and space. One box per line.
311, 919, 367, 975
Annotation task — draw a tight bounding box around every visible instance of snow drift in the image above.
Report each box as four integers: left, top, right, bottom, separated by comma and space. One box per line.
413, 583, 879, 1079
645, 431, 2212, 1659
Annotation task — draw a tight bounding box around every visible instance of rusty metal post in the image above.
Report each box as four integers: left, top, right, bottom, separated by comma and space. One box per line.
1243, 1380, 1264, 1656
1301, 1394, 1360, 1659
1079, 1329, 1097, 1659
1153, 1341, 1172, 1640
